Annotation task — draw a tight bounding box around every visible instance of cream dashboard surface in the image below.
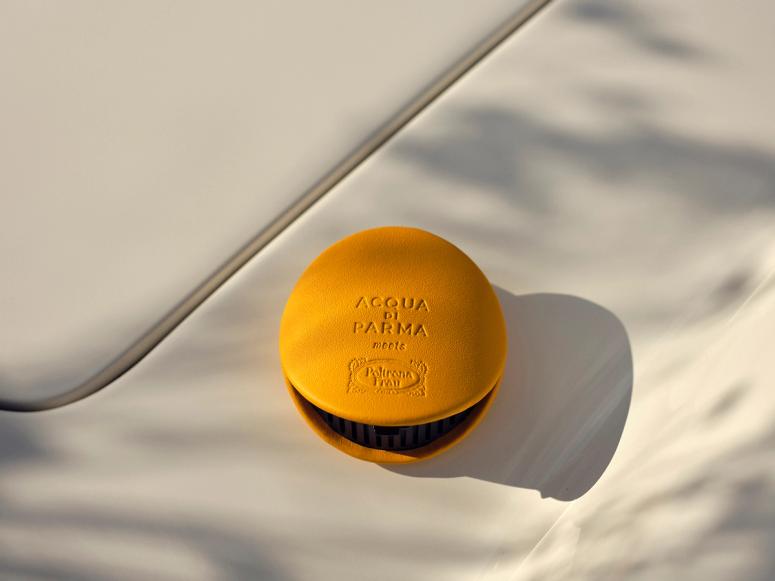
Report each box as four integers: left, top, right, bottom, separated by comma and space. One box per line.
2, 0, 775, 579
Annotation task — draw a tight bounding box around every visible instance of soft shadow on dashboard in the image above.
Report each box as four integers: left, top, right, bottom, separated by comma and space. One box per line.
385, 288, 633, 501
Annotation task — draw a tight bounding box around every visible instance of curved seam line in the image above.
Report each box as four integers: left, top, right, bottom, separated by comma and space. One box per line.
1, 0, 553, 412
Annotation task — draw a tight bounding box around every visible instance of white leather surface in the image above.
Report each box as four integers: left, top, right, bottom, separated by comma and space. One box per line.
0, 0, 538, 406
2, 0, 775, 579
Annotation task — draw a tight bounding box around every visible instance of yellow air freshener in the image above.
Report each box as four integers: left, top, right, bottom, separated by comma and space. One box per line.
279, 226, 507, 463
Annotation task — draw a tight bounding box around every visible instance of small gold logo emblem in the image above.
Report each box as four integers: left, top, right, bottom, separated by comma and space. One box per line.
348, 358, 427, 396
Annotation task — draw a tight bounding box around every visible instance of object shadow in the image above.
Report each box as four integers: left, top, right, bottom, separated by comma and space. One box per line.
386, 288, 633, 501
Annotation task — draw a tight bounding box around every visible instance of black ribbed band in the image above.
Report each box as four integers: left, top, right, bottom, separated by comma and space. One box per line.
294, 387, 478, 451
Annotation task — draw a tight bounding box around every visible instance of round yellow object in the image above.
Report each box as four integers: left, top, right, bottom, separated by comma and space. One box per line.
279, 226, 507, 463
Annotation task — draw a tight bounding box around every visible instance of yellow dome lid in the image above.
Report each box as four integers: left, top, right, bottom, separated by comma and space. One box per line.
279, 226, 507, 463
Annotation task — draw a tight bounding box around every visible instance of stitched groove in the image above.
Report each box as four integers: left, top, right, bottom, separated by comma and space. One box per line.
1, 0, 553, 412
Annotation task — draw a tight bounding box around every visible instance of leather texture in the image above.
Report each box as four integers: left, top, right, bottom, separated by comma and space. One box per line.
279, 226, 507, 462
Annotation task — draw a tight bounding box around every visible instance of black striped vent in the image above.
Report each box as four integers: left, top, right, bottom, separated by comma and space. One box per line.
301, 392, 475, 451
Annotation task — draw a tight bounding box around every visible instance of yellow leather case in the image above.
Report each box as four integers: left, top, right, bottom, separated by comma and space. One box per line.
279, 226, 507, 463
